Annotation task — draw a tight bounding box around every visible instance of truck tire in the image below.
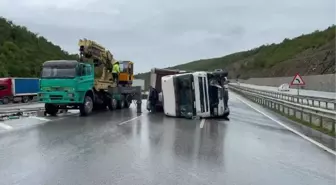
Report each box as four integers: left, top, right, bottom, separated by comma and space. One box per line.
223, 112, 230, 117
117, 96, 125, 109
45, 103, 58, 116
80, 95, 93, 116
124, 95, 132, 108
107, 98, 117, 111
124, 99, 131, 108
21, 96, 29, 103
2, 97, 9, 104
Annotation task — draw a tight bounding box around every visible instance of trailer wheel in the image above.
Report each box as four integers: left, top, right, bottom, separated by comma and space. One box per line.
80, 95, 93, 116
117, 96, 125, 109
107, 98, 117, 111
223, 112, 230, 117
124, 99, 131, 108
45, 103, 58, 116
2, 97, 9, 104
124, 95, 132, 108
21, 96, 29, 103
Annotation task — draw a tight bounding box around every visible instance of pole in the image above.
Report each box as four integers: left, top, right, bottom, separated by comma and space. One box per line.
297, 85, 299, 96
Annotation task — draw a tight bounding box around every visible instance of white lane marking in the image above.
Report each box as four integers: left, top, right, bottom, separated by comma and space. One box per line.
235, 95, 336, 156
200, 119, 206, 128
118, 115, 143, 126
0, 122, 13, 130
29, 116, 50, 121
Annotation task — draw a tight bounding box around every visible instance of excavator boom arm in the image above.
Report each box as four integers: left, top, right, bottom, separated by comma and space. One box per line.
78, 39, 115, 69
78, 38, 117, 90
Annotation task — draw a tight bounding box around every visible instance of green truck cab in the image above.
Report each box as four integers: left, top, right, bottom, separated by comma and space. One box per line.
39, 60, 96, 116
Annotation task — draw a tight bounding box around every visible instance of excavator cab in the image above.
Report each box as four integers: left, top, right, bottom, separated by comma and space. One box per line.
118, 61, 134, 86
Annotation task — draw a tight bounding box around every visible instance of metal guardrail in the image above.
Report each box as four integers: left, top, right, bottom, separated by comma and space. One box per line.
0, 108, 45, 121
0, 107, 45, 115
229, 84, 336, 136
230, 84, 336, 110
0, 96, 39, 105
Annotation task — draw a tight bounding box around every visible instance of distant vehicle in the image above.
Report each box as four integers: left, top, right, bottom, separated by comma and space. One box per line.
0, 77, 39, 104
278, 83, 290, 91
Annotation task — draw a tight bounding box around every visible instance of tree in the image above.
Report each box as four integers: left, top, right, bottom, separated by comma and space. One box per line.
0, 17, 77, 77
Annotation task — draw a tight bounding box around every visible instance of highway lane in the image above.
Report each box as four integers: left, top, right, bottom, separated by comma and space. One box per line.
0, 94, 335, 185
235, 83, 336, 99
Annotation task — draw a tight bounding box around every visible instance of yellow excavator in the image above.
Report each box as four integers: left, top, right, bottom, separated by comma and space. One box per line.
78, 39, 134, 89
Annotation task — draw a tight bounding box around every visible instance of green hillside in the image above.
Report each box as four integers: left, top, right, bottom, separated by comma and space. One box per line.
0, 17, 77, 77
135, 25, 335, 88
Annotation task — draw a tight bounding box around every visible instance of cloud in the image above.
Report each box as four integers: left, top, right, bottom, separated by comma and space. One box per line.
0, 0, 335, 72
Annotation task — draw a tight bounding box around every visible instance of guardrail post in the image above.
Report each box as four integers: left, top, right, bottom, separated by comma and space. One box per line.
319, 116, 323, 128
300, 111, 303, 120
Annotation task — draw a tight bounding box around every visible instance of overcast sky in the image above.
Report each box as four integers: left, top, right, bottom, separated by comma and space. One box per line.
0, 0, 335, 73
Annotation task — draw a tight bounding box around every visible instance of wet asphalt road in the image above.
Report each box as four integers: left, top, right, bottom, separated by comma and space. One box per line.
0, 94, 335, 185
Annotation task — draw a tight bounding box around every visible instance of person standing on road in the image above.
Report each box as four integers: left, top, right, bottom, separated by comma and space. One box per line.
149, 86, 158, 113
112, 61, 120, 84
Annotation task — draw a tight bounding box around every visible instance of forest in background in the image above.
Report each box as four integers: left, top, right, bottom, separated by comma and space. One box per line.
0, 17, 77, 77
0, 17, 334, 90
135, 25, 335, 89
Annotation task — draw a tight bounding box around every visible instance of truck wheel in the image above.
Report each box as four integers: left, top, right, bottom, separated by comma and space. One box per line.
124, 95, 132, 108
2, 97, 9, 104
117, 96, 125, 109
223, 112, 230, 117
21, 96, 29, 103
45, 103, 58, 116
80, 95, 93, 116
107, 98, 117, 111
124, 99, 131, 108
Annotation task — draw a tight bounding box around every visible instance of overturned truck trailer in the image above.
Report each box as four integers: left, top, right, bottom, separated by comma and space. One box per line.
162, 71, 230, 119
147, 68, 230, 119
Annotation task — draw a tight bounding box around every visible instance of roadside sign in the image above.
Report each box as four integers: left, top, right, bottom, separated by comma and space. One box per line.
290, 73, 305, 86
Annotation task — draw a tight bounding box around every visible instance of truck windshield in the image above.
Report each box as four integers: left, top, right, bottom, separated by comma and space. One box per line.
175, 75, 194, 118
41, 67, 76, 78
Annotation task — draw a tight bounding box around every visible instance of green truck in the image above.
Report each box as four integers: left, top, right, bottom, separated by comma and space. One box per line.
38, 39, 142, 116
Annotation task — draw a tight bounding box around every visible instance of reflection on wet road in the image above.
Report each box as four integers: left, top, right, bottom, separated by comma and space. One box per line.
0, 95, 335, 185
